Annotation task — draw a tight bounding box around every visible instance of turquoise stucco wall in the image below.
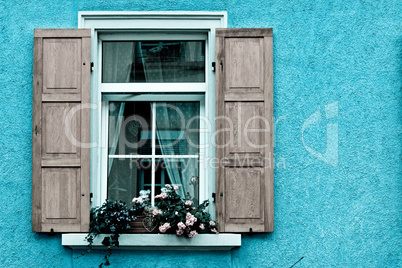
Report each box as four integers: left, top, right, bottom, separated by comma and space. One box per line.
0, 0, 401, 267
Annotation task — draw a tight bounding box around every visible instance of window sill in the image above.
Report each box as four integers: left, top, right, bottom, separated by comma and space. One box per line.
62, 233, 241, 251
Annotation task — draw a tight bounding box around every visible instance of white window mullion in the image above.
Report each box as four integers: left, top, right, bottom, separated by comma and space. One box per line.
151, 102, 156, 206
108, 155, 198, 158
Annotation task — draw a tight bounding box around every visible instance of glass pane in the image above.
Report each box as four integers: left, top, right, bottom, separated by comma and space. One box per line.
157, 158, 199, 203
155, 102, 199, 155
102, 41, 205, 83
108, 101, 152, 156
108, 158, 151, 205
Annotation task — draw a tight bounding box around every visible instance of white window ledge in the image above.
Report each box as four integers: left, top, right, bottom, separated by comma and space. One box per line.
62, 234, 241, 251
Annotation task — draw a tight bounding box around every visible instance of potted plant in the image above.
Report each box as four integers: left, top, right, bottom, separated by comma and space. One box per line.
85, 199, 144, 266
148, 184, 218, 237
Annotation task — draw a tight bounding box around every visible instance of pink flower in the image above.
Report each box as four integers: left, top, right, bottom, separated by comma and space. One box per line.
153, 209, 162, 216
159, 222, 171, 233
173, 185, 179, 191
185, 200, 192, 206
211, 228, 217, 233
160, 192, 168, 199
192, 207, 196, 210
188, 230, 198, 238
132, 197, 142, 203
165, 184, 171, 188
175, 211, 178, 215
199, 224, 205, 230
176, 229, 184, 236
177, 222, 186, 230
209, 220, 215, 226
185, 213, 197, 226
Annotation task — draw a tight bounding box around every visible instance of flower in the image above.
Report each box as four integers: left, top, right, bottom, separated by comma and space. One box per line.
139, 189, 150, 196
185, 213, 197, 226
176, 229, 184, 236
159, 222, 171, 233
188, 230, 198, 238
177, 222, 186, 230
165, 184, 171, 188
199, 223, 205, 230
209, 220, 215, 226
175, 211, 178, 215
173, 185, 179, 191
132, 197, 142, 203
153, 209, 162, 216
211, 228, 217, 233
185, 200, 192, 206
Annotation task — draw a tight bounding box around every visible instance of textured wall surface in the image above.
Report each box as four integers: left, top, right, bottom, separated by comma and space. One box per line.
0, 0, 401, 267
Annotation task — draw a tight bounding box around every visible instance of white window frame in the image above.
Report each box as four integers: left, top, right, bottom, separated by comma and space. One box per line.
101, 94, 205, 207
79, 12, 227, 219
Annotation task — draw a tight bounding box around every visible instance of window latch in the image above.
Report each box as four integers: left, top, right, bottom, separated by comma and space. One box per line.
212, 62, 216, 72
90, 62, 94, 72
212, 193, 216, 202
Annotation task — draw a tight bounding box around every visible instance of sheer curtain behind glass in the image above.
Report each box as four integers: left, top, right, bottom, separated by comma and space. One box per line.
155, 102, 199, 202
105, 42, 137, 204
105, 40, 203, 204
103, 41, 205, 83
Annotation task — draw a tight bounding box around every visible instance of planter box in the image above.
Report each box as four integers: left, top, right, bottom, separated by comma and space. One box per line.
126, 216, 158, 234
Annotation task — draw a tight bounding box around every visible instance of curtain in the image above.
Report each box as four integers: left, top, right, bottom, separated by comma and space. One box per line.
106, 41, 202, 203
105, 42, 136, 204
154, 102, 199, 201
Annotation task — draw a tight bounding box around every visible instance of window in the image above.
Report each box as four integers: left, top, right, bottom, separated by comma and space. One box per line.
104, 97, 204, 206
84, 13, 226, 219
32, 12, 274, 236
98, 33, 208, 207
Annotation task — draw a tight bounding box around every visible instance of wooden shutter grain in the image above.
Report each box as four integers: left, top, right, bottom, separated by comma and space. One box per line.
32, 29, 91, 232
215, 28, 273, 232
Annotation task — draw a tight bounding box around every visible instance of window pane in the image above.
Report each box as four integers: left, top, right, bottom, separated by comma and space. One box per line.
158, 158, 199, 203
102, 41, 205, 83
108, 158, 151, 205
155, 102, 199, 155
108, 102, 152, 156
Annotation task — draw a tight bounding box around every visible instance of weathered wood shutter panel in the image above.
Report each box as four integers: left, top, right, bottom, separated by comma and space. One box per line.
215, 28, 273, 232
32, 29, 91, 232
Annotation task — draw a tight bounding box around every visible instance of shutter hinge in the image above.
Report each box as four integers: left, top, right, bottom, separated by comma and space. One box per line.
220, 60, 223, 71
35, 125, 38, 136
212, 62, 216, 72
48, 228, 55, 236
90, 192, 93, 202
212, 193, 216, 202
90, 62, 94, 72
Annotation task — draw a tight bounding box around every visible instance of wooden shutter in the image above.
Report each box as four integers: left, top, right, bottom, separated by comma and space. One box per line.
215, 28, 273, 232
32, 29, 91, 232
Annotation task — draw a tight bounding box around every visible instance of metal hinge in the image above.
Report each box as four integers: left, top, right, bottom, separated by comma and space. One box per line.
90, 62, 94, 72
212, 192, 216, 202
90, 192, 93, 202
212, 62, 216, 72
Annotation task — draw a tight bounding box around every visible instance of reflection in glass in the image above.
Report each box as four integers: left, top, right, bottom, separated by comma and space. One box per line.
103, 41, 205, 83
107, 101, 200, 204
155, 102, 199, 155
